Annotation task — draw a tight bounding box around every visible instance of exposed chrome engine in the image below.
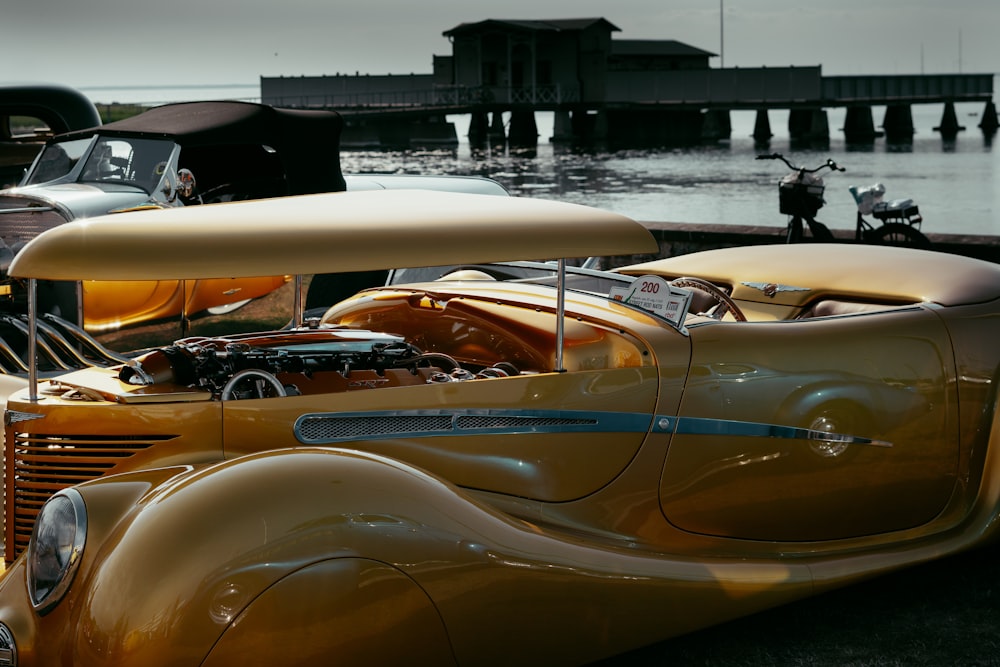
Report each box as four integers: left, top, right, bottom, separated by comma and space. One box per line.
118, 330, 518, 400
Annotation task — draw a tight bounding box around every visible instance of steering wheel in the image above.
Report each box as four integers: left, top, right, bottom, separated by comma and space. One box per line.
221, 369, 288, 400
670, 277, 747, 322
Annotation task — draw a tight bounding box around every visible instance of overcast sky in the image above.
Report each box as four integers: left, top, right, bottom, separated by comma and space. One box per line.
5, 0, 998, 97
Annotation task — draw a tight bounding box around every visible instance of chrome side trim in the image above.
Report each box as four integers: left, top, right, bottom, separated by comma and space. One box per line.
294, 409, 891, 448
294, 409, 652, 444
740, 281, 811, 297
670, 416, 892, 447
4, 410, 45, 425
27, 278, 37, 403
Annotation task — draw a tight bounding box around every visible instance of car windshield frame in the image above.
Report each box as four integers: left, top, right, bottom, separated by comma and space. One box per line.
23, 136, 94, 185
75, 136, 176, 194
24, 134, 177, 195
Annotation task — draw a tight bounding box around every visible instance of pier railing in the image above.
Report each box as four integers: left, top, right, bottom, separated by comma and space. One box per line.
264, 84, 579, 112
262, 70, 993, 114
822, 74, 995, 105
603, 69, 992, 108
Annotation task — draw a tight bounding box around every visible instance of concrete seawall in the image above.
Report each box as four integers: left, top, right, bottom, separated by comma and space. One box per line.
635, 221, 1000, 264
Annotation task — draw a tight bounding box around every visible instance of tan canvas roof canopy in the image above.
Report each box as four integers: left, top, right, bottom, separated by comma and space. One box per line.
10, 190, 657, 281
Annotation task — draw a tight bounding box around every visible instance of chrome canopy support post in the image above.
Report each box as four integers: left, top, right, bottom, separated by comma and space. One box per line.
75, 280, 83, 329
293, 275, 303, 328
555, 259, 566, 372
180, 280, 190, 337
27, 278, 38, 402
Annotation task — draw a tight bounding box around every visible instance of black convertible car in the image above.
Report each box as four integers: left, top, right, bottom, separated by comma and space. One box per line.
0, 100, 506, 329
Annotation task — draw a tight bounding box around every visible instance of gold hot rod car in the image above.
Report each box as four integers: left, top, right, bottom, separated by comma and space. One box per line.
0, 189, 999, 666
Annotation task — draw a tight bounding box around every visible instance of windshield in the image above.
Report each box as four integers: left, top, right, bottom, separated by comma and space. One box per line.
78, 137, 175, 193
25, 137, 92, 184
25, 135, 176, 193
388, 262, 636, 296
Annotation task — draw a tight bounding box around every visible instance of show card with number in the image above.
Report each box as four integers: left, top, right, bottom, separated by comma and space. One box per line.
608, 275, 692, 329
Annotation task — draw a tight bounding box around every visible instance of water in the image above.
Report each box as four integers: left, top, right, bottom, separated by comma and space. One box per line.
345, 104, 999, 237
78, 85, 998, 236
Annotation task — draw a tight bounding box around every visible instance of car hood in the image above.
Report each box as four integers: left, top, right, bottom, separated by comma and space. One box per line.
0, 182, 157, 221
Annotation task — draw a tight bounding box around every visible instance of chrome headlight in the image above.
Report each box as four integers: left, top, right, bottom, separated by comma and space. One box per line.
26, 489, 86, 615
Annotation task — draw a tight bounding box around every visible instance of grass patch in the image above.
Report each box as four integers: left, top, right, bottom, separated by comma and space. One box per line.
95, 103, 147, 124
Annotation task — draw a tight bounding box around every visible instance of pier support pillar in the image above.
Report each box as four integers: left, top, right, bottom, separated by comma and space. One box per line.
488, 112, 506, 148
405, 115, 458, 148
565, 109, 605, 146
551, 110, 573, 143
979, 99, 999, 136
602, 108, 702, 148
508, 110, 538, 149
340, 121, 381, 149
468, 110, 489, 147
843, 105, 878, 143
752, 110, 773, 143
934, 102, 965, 139
590, 110, 609, 144
882, 104, 915, 143
701, 109, 731, 142
788, 108, 829, 144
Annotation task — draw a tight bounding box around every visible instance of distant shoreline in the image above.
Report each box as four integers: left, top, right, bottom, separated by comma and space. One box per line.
80, 83, 257, 92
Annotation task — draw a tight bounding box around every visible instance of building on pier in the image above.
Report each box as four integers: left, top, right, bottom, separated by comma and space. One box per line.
261, 17, 997, 149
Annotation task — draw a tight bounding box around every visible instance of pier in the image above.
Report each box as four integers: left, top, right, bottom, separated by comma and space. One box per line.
637, 222, 1000, 268
260, 17, 997, 149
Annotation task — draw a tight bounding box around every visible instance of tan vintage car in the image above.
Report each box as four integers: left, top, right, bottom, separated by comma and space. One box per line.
0, 189, 999, 666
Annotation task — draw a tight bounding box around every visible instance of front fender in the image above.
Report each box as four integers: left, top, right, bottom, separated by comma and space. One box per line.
66, 448, 475, 666
0, 465, 193, 666
201, 558, 456, 666
15, 447, 822, 666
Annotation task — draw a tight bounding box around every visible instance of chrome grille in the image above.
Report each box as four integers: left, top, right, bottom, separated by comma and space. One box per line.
454, 415, 597, 430
297, 414, 454, 442
296, 412, 599, 444
7, 432, 171, 560
0, 198, 68, 247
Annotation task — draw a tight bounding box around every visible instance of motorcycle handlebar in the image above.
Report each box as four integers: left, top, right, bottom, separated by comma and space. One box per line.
756, 153, 845, 174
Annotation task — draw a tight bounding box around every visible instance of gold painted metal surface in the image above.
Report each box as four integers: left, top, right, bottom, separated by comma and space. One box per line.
661, 309, 957, 541
80, 276, 290, 331
622, 243, 1000, 307
6, 203, 1000, 665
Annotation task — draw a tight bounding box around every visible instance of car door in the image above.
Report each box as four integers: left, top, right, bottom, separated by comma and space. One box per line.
219, 295, 662, 504
660, 306, 957, 541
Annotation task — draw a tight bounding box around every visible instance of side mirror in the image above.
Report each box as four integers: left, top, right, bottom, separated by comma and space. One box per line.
177, 168, 196, 198
163, 168, 197, 203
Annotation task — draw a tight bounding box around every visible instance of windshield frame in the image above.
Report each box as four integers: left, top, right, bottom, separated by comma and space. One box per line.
24, 133, 179, 196
23, 135, 96, 186
75, 136, 177, 194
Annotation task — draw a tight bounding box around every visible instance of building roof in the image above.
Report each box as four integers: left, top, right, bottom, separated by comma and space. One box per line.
611, 40, 716, 58
444, 18, 620, 37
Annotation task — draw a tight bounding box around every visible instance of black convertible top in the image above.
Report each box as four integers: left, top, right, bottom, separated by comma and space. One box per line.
63, 101, 346, 195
